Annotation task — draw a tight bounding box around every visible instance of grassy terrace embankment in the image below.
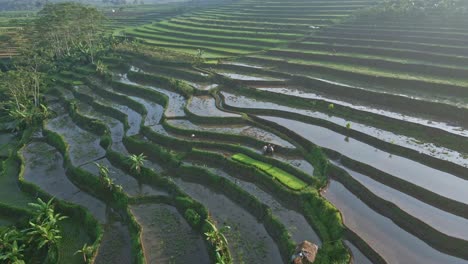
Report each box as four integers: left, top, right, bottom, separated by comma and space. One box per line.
125, 0, 377, 58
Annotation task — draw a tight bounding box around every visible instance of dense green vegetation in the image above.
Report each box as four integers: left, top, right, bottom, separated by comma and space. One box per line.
232, 153, 308, 191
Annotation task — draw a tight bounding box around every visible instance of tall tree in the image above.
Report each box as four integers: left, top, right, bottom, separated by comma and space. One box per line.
30, 2, 107, 63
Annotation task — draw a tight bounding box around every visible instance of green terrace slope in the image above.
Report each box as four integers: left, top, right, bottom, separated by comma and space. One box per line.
232, 153, 308, 191
125, 0, 378, 58
241, 11, 468, 107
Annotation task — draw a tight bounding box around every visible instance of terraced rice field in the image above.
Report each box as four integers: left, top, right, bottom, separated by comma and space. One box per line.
2, 0, 468, 263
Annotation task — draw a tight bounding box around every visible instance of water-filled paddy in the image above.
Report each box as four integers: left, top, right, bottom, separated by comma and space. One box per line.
324, 180, 468, 264
218, 71, 282, 81
260, 116, 468, 204
257, 87, 468, 137
184, 162, 321, 244
344, 240, 372, 264
222, 91, 468, 167
22, 141, 107, 223
80, 159, 167, 197
172, 177, 283, 264
129, 96, 164, 126
130, 203, 210, 263
188, 95, 240, 117
75, 101, 127, 153
46, 106, 106, 166
77, 85, 142, 136
94, 221, 132, 264
333, 161, 468, 240
167, 119, 295, 148
120, 74, 187, 118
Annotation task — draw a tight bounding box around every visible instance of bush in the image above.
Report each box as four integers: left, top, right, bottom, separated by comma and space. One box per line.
184, 208, 201, 227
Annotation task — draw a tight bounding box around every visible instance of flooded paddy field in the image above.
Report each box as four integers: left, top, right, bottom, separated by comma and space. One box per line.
5, 0, 468, 263
324, 180, 468, 264
80, 158, 167, 197
94, 221, 132, 264
22, 141, 107, 222
167, 119, 295, 148
260, 116, 468, 204
130, 203, 210, 263
183, 161, 321, 244
46, 105, 106, 166
222, 91, 468, 167
187, 95, 240, 118
173, 176, 283, 264
120, 74, 187, 118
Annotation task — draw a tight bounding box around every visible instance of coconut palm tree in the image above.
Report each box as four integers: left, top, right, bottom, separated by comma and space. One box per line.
128, 153, 146, 174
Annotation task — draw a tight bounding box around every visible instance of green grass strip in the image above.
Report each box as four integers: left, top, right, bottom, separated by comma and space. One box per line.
231, 153, 307, 191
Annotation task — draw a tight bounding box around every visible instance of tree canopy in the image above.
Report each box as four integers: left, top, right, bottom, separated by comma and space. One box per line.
0, 2, 110, 129
31, 2, 107, 63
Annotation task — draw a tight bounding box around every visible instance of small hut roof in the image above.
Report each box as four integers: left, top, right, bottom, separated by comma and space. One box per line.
292, 240, 318, 263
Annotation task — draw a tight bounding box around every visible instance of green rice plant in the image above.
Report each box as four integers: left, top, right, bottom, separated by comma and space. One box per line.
231, 153, 307, 190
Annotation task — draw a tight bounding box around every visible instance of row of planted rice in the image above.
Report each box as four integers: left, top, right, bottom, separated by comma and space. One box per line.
0, 12, 35, 59
242, 12, 468, 108
123, 0, 376, 58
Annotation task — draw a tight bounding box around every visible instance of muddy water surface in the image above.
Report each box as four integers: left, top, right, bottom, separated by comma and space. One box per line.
344, 240, 372, 264
185, 162, 321, 245
333, 161, 468, 240
78, 85, 142, 136
260, 116, 468, 204
120, 74, 187, 118
173, 177, 283, 264
222, 91, 468, 167
76, 101, 127, 154
168, 119, 295, 148
95, 221, 132, 264
80, 159, 167, 197
188, 96, 240, 117
324, 180, 468, 264
129, 96, 164, 126
130, 203, 210, 264
22, 142, 107, 222
46, 109, 105, 166
258, 87, 468, 137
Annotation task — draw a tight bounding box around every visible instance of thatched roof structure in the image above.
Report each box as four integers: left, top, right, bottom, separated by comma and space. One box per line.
291, 240, 318, 264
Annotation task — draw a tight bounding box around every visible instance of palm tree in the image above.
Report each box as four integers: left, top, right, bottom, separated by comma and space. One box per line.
0, 240, 25, 264
94, 163, 114, 190
128, 153, 146, 174
26, 221, 62, 250
26, 198, 67, 251
204, 220, 231, 264
28, 198, 55, 223
74, 243, 93, 263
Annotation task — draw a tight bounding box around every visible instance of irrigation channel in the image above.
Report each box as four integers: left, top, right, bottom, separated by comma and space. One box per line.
3, 0, 468, 263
